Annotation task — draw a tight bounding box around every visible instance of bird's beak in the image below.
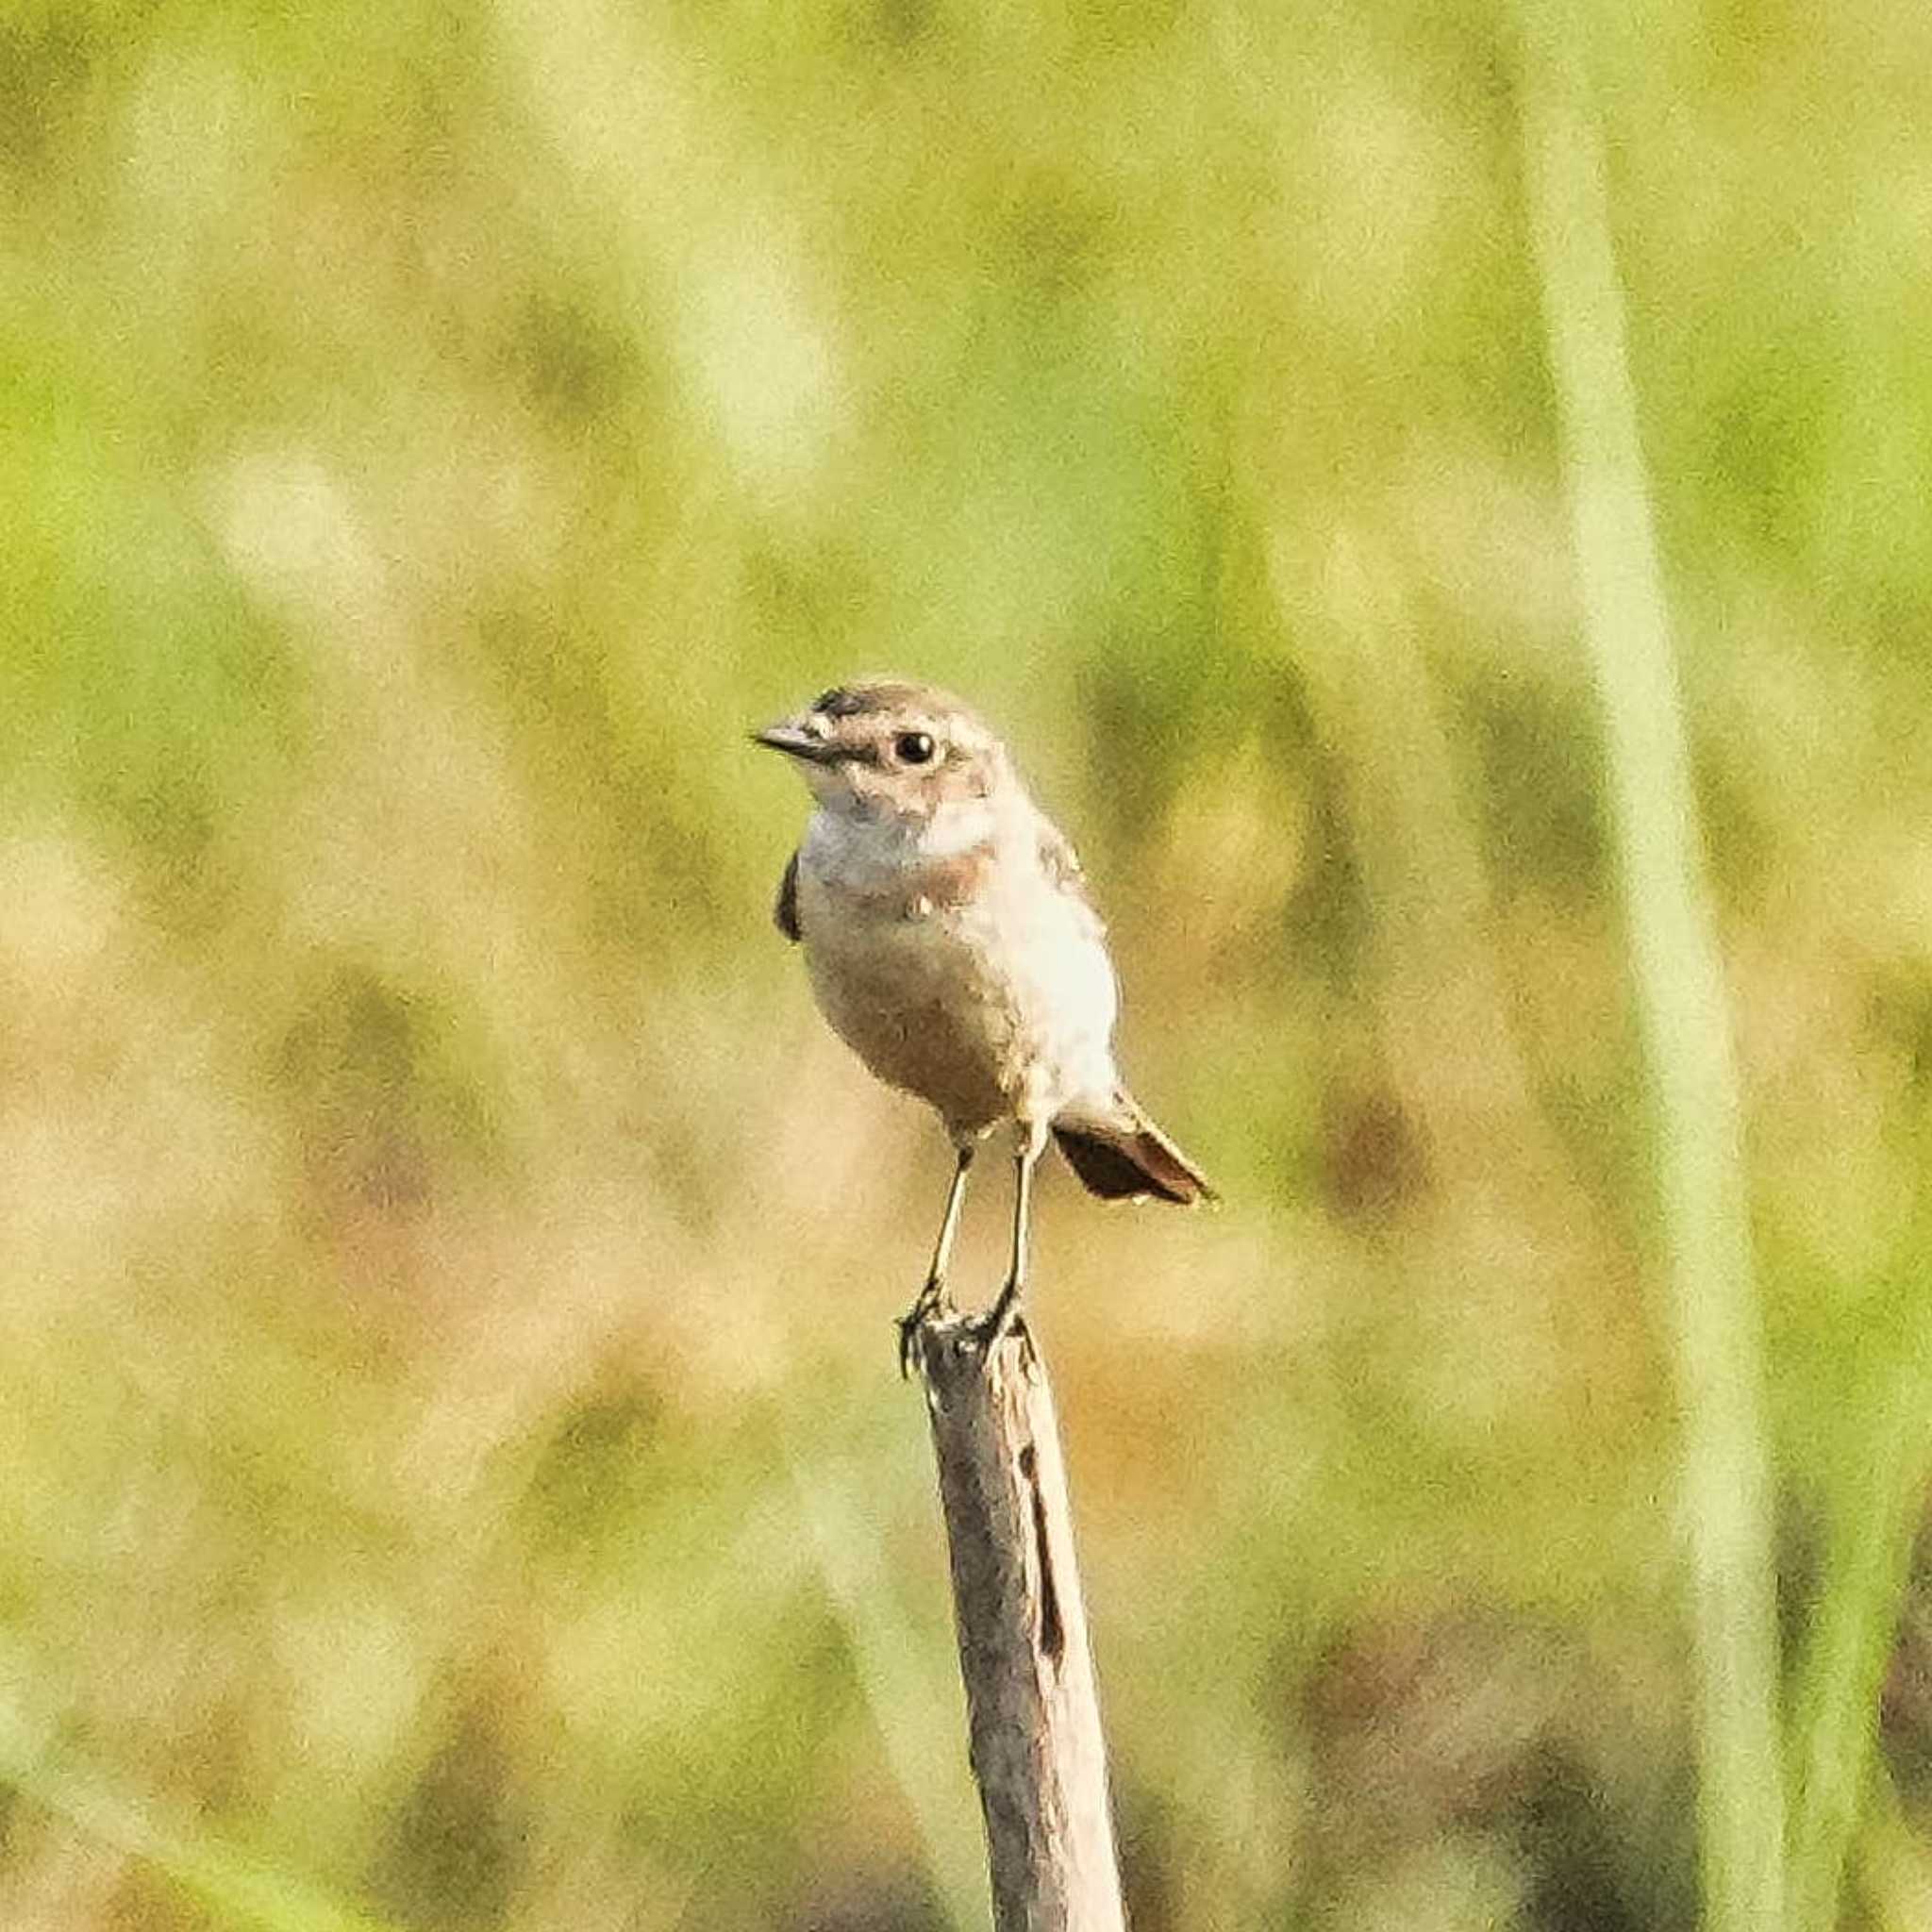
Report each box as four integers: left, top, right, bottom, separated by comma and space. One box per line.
752, 719, 841, 763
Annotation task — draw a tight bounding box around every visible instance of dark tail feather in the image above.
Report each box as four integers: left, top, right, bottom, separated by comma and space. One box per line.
1052, 1098, 1218, 1206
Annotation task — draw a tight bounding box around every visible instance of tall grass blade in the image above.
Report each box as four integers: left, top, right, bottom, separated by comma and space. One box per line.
781, 1431, 989, 1932
1785, 1317, 1932, 1930
0, 1701, 404, 1932
1514, 15, 1788, 1930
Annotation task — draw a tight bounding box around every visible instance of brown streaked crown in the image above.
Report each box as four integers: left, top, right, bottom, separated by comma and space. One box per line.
809, 680, 979, 727
757, 679, 1009, 813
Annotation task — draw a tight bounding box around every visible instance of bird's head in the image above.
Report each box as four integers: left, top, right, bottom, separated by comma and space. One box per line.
753, 680, 1010, 828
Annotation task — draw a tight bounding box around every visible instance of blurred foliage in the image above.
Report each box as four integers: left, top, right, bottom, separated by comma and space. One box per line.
2, 1, 1931, 1928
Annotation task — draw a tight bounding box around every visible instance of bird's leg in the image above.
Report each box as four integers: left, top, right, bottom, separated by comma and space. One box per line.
898, 1143, 974, 1375
973, 1131, 1041, 1350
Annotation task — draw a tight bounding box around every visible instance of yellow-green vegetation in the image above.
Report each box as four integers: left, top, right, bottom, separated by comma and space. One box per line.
4, 2, 1931, 1928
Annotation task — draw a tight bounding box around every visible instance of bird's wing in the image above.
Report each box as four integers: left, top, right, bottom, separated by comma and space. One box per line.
774, 849, 802, 942
1037, 819, 1106, 935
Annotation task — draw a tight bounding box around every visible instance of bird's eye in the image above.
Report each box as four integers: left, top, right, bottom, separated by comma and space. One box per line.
894, 731, 936, 765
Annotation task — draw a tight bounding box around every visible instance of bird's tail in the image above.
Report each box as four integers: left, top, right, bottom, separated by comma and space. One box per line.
1051, 1094, 1218, 1206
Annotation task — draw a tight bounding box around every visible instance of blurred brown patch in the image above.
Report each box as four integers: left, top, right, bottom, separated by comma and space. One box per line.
1318, 1082, 1428, 1224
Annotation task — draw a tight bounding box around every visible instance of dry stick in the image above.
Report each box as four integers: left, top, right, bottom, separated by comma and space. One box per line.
910, 1313, 1126, 1932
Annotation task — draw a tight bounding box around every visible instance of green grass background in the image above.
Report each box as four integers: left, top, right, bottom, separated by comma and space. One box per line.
4, 1, 1932, 1926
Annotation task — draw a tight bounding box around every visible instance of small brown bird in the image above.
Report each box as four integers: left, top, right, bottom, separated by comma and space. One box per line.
755, 679, 1214, 1364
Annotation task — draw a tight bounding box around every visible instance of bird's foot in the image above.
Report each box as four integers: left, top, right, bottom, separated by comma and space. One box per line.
897, 1275, 951, 1378
964, 1277, 1025, 1357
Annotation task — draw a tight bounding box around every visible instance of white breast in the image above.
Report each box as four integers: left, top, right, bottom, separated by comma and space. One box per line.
793, 797, 1120, 1136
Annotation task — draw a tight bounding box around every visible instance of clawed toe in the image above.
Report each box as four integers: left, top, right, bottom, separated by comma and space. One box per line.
964, 1278, 1024, 1355
895, 1309, 923, 1378
896, 1275, 1030, 1374
897, 1278, 948, 1377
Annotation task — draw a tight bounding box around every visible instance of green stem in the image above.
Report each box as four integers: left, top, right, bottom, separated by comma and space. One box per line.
1515, 15, 1787, 1930
1786, 1316, 1932, 1930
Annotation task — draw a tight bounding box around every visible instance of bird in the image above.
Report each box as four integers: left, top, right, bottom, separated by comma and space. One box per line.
754, 678, 1215, 1367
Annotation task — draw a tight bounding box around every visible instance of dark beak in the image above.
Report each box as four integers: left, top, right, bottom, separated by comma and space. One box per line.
752, 722, 841, 763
